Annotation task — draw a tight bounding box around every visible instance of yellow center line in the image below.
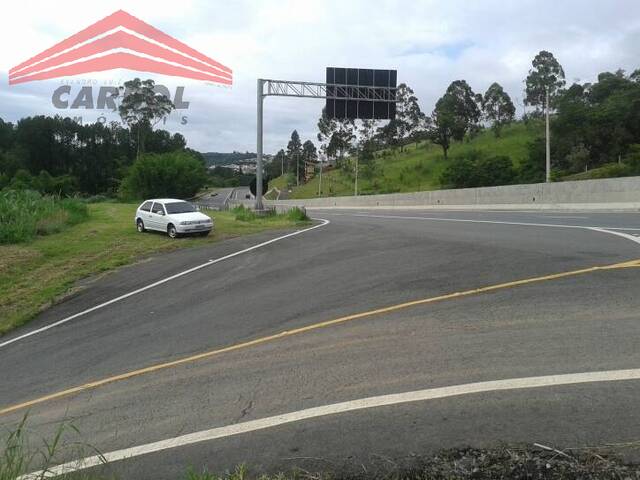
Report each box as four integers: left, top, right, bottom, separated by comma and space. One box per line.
2, 258, 639, 417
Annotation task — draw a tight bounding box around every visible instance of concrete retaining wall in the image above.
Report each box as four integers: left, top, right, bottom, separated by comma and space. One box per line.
268, 176, 640, 210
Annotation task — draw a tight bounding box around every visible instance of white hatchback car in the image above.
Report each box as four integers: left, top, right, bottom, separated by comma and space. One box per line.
135, 199, 213, 238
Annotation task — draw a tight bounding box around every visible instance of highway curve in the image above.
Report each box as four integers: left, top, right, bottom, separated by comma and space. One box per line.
1, 209, 640, 479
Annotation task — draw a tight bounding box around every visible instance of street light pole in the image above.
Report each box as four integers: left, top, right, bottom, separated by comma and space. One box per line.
256, 78, 265, 210
545, 86, 551, 183
354, 155, 359, 196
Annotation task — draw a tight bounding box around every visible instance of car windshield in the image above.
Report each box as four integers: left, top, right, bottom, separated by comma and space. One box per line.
164, 202, 196, 214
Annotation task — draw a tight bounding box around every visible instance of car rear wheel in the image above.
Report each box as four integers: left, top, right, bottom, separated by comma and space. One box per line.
167, 224, 178, 238
136, 219, 146, 233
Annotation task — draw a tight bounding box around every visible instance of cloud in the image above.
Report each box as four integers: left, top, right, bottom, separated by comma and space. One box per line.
1, 0, 639, 153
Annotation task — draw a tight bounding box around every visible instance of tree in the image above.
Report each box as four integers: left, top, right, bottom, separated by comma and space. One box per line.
565, 144, 590, 172
118, 78, 175, 161
317, 108, 336, 160
329, 118, 355, 167
0, 118, 14, 151
444, 80, 482, 141
302, 140, 317, 163
482, 82, 516, 137
429, 80, 481, 158
120, 151, 207, 199
518, 137, 547, 183
429, 94, 456, 159
409, 115, 432, 148
357, 120, 378, 180
286, 130, 303, 183
393, 83, 425, 151
525, 50, 566, 111
377, 119, 401, 150
316, 109, 356, 167
271, 149, 287, 177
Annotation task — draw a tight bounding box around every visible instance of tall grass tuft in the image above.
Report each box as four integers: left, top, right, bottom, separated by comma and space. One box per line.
231, 205, 258, 222
0, 414, 109, 480
0, 190, 89, 244
285, 207, 309, 223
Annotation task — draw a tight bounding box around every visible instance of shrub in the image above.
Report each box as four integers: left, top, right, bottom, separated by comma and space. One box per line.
286, 207, 309, 222
8, 169, 78, 196
624, 144, 640, 173
232, 205, 257, 221
441, 151, 516, 189
474, 155, 517, 187
119, 151, 208, 200
440, 158, 477, 188
0, 190, 88, 244
518, 137, 546, 183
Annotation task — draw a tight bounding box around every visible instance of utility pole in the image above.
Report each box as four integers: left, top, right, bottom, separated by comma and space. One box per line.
354, 155, 359, 196
281, 153, 284, 176
545, 85, 551, 183
255, 78, 265, 210
296, 152, 299, 186
318, 158, 323, 196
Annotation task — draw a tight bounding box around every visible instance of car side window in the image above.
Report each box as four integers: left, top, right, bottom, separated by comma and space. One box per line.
140, 201, 152, 212
152, 203, 165, 215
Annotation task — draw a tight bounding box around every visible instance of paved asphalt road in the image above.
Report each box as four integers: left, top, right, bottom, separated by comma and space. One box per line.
194, 187, 253, 210
195, 188, 235, 209
1, 209, 640, 478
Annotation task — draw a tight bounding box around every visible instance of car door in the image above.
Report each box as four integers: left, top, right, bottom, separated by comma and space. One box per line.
150, 202, 168, 232
139, 201, 154, 228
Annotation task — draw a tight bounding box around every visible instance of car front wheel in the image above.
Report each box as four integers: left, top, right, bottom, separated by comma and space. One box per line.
136, 219, 146, 233
167, 224, 178, 238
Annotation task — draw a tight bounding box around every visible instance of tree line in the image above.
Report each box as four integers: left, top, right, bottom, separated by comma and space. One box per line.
0, 78, 209, 199
279, 50, 640, 189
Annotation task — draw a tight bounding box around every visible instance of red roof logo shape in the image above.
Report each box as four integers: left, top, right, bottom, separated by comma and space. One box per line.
9, 10, 233, 85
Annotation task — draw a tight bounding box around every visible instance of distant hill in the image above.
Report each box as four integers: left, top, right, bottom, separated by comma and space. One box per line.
202, 151, 257, 167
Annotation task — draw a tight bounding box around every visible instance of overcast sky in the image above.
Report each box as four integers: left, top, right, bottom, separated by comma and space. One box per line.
1, 0, 639, 154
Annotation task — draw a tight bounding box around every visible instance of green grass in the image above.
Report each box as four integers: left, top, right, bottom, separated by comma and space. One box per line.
560, 162, 636, 181
0, 202, 310, 335
275, 122, 539, 199
0, 190, 89, 244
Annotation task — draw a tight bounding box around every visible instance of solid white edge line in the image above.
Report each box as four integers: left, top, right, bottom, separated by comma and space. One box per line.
328, 212, 640, 231
20, 368, 640, 479
334, 212, 640, 249
588, 227, 640, 245
0, 219, 330, 350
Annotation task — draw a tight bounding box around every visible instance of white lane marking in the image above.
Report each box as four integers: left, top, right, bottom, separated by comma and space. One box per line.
0, 219, 330, 350
20, 368, 640, 479
588, 227, 640, 246
539, 215, 588, 219
326, 212, 640, 232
